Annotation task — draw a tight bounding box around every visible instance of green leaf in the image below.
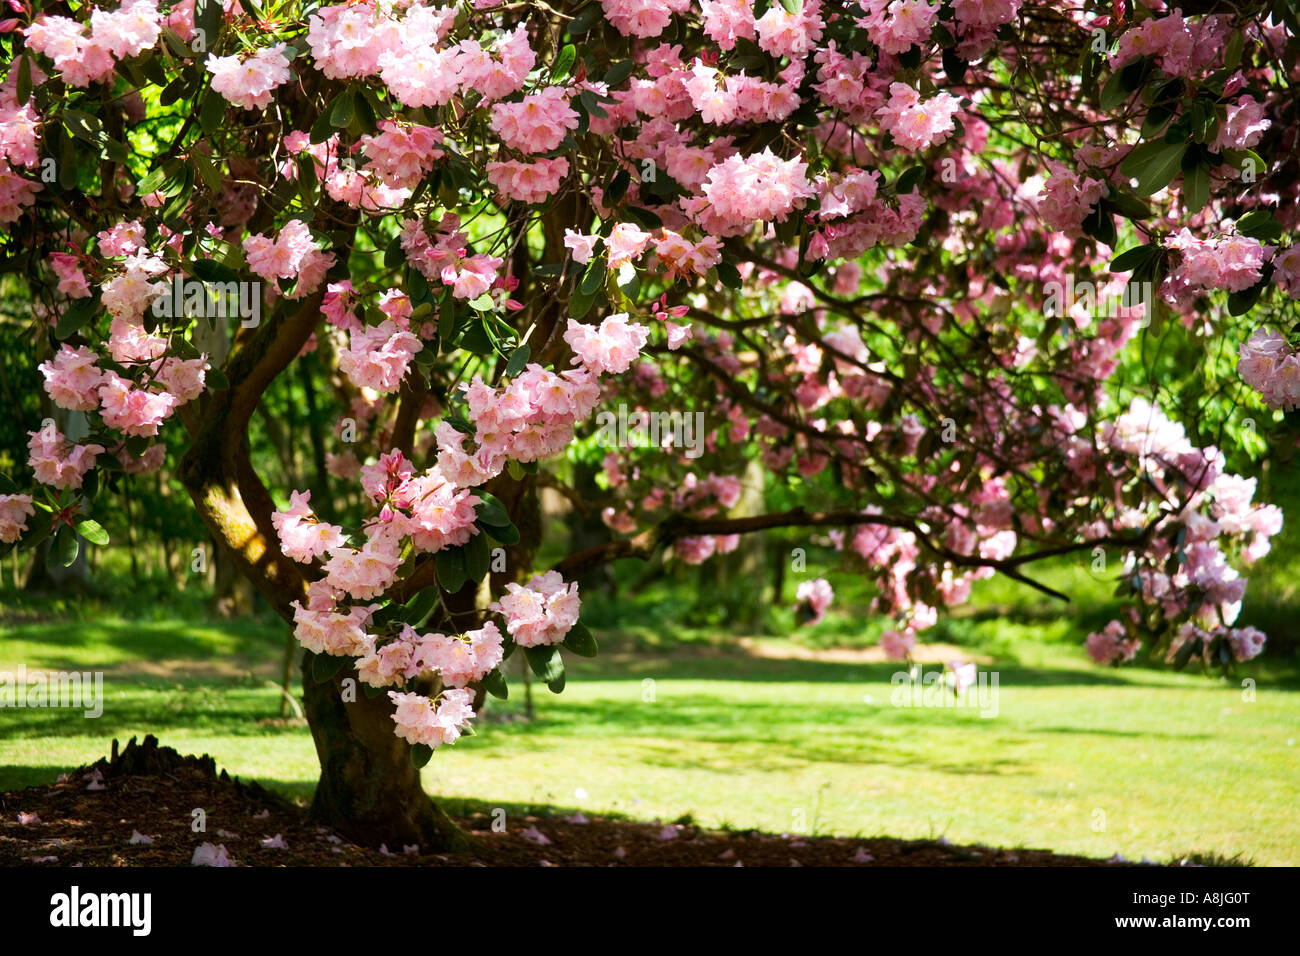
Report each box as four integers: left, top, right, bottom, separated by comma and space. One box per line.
199, 91, 226, 134
330, 90, 355, 129
475, 492, 512, 527
192, 257, 240, 283
568, 287, 597, 319
503, 343, 530, 378
895, 165, 925, 194
410, 743, 433, 769
580, 259, 605, 295
1110, 246, 1158, 275
468, 293, 495, 311
1081, 204, 1116, 247
194, 0, 224, 51
75, 518, 110, 546
568, 3, 601, 34
1103, 191, 1152, 220
525, 645, 566, 692
1099, 69, 1133, 111
1183, 162, 1209, 214
464, 531, 491, 583
603, 60, 636, 87
402, 587, 440, 627
436, 546, 468, 593
481, 668, 508, 700
311, 652, 347, 683
552, 44, 576, 82
1121, 140, 1188, 196
605, 168, 630, 205
562, 622, 598, 658
51, 524, 79, 567
16, 55, 32, 104
1227, 280, 1266, 316
1236, 210, 1283, 242
716, 261, 741, 289
55, 296, 100, 340
483, 521, 520, 546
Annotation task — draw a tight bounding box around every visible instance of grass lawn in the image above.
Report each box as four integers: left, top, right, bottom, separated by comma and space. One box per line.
2, 597, 1297, 865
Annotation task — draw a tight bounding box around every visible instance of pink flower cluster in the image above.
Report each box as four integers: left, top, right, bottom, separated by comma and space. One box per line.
1038, 161, 1108, 236
0, 494, 35, 543
858, 0, 938, 56
796, 578, 834, 625
602, 0, 692, 39
1085, 620, 1141, 664
564, 314, 651, 376
337, 320, 423, 393
25, 1, 161, 87
356, 620, 504, 691
490, 87, 579, 154
450, 363, 601, 478
490, 571, 581, 647
388, 688, 475, 749
39, 346, 105, 411
243, 219, 334, 298
360, 121, 446, 190
876, 83, 960, 152
272, 491, 346, 563
98, 371, 177, 437
1237, 327, 1300, 411
690, 148, 816, 237
400, 216, 504, 299
1165, 229, 1270, 294
376, 21, 535, 107
28, 424, 104, 491
486, 157, 570, 205
207, 44, 292, 110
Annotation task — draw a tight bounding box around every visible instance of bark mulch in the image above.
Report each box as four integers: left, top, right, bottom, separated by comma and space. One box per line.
0, 736, 1135, 867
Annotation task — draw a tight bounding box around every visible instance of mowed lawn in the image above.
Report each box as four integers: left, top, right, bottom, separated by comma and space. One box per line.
1, 611, 1297, 864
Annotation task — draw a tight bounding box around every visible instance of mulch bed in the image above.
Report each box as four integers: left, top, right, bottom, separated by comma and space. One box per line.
0, 736, 1133, 867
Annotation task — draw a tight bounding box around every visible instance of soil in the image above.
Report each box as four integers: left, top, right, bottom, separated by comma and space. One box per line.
0, 736, 1134, 868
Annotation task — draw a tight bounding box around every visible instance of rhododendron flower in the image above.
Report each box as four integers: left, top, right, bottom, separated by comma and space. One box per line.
1085, 620, 1141, 664
273, 490, 347, 564
490, 87, 579, 154
694, 148, 816, 236
39, 345, 105, 411
389, 687, 475, 748
243, 219, 334, 298
490, 571, 581, 647
338, 320, 422, 393
207, 44, 292, 110
876, 83, 960, 152
0, 493, 35, 543
796, 578, 834, 625
98, 371, 178, 437
486, 157, 569, 205
564, 314, 650, 375
879, 628, 916, 660
1238, 327, 1300, 411
28, 425, 104, 491
564, 230, 600, 264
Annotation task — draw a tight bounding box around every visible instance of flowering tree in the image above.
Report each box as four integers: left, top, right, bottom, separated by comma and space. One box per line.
0, 0, 1295, 847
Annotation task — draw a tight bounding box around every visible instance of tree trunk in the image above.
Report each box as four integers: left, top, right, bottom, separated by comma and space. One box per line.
300, 651, 469, 851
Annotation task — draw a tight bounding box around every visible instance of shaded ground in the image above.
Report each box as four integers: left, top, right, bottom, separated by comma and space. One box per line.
0, 737, 1133, 867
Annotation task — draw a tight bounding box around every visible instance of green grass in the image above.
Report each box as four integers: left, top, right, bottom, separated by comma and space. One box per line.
2, 600, 1297, 864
